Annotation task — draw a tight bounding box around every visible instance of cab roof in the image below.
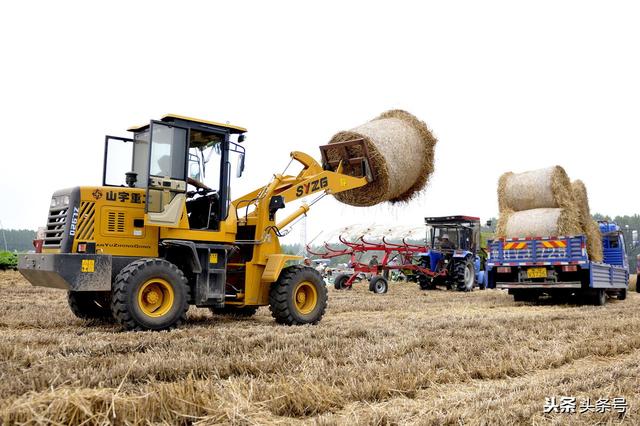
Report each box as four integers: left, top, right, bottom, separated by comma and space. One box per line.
127, 114, 247, 134
425, 215, 480, 224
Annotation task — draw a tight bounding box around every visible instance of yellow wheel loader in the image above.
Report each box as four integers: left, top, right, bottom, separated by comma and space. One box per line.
19, 114, 372, 331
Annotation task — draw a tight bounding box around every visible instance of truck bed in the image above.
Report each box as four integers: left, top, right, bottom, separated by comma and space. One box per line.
487, 235, 628, 290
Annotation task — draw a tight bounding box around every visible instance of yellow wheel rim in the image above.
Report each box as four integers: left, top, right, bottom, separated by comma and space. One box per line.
137, 278, 175, 318
294, 281, 318, 315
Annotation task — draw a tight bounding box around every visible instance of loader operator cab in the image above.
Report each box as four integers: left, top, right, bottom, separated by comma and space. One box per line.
102, 114, 247, 231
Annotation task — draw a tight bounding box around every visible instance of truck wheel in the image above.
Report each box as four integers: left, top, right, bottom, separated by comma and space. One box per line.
269, 266, 328, 325
210, 306, 259, 317
454, 258, 475, 292
369, 275, 388, 294
68, 291, 113, 320
111, 259, 190, 331
593, 289, 606, 306
512, 291, 526, 302
617, 289, 627, 301
513, 290, 538, 302
333, 273, 350, 290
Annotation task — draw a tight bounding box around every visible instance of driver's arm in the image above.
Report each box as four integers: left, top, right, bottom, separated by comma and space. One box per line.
187, 177, 211, 191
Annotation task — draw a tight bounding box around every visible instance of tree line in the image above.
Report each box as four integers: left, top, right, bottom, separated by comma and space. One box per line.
0, 229, 36, 252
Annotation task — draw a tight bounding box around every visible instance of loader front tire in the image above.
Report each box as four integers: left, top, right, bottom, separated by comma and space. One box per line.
111, 259, 189, 331
269, 265, 327, 325
68, 291, 112, 320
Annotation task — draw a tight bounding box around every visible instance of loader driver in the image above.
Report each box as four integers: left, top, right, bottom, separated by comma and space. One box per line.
157, 155, 218, 230
157, 155, 211, 191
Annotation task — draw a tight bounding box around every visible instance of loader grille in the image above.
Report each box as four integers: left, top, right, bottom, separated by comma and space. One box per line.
43, 206, 68, 249
107, 211, 126, 233
75, 201, 95, 240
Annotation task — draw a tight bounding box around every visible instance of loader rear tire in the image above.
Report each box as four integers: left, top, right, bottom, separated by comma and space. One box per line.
210, 306, 258, 317
68, 291, 112, 320
269, 265, 327, 325
636, 274, 640, 293
111, 259, 189, 331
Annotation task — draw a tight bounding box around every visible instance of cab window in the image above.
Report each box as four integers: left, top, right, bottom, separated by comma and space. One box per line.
149, 124, 187, 180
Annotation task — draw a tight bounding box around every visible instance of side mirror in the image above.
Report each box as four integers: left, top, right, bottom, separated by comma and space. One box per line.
125, 171, 138, 188
485, 220, 492, 227
238, 134, 246, 143
236, 153, 245, 178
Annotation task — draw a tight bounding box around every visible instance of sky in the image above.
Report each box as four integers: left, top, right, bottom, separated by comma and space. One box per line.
0, 1, 638, 246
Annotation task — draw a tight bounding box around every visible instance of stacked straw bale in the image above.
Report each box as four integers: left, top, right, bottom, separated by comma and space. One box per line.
326, 109, 437, 206
497, 166, 575, 212
496, 166, 581, 238
571, 180, 603, 262
495, 167, 602, 261
496, 208, 582, 238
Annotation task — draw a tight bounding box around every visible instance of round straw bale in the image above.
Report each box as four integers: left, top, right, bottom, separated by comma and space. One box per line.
571, 180, 603, 262
585, 219, 604, 262
327, 109, 437, 206
571, 180, 590, 224
497, 166, 575, 212
495, 208, 582, 238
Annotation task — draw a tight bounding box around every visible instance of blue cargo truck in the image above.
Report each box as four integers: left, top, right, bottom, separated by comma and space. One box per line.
486, 222, 629, 305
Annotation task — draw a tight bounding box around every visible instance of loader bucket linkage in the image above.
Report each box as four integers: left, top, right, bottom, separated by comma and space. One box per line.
318, 138, 374, 182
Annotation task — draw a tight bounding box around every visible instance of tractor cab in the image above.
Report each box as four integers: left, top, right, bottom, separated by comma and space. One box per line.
415, 216, 484, 291
425, 215, 481, 254
102, 114, 247, 231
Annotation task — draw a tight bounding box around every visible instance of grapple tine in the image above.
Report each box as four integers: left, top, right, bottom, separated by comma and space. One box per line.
319, 138, 374, 182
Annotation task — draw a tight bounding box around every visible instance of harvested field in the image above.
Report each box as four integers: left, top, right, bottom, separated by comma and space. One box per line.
1, 270, 639, 425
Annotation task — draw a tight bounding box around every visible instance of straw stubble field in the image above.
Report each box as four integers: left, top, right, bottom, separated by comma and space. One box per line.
1, 271, 639, 425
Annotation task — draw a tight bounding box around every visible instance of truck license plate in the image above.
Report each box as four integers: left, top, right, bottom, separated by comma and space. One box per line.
527, 267, 547, 279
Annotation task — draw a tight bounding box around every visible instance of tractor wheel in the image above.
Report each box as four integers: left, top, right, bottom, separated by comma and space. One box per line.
418, 275, 435, 290
68, 291, 113, 320
269, 265, 328, 325
210, 306, 259, 317
454, 257, 475, 292
333, 273, 350, 290
111, 259, 190, 331
369, 275, 388, 294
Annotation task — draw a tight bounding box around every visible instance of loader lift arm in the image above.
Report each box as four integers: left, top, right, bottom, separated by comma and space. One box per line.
233, 145, 372, 237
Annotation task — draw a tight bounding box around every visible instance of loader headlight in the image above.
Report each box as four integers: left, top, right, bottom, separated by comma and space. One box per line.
50, 195, 70, 208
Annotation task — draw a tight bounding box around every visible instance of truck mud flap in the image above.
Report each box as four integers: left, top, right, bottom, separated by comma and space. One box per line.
18, 254, 112, 291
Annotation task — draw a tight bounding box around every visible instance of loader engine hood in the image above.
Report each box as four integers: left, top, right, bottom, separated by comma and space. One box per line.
43, 187, 81, 254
